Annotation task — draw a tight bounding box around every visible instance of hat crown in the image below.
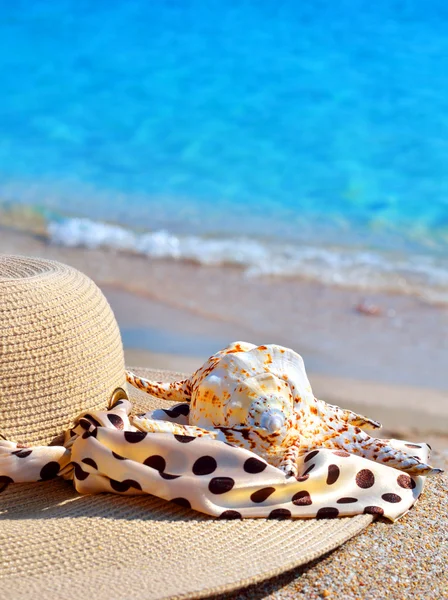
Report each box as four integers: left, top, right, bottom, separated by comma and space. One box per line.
0, 255, 125, 445
0, 255, 54, 281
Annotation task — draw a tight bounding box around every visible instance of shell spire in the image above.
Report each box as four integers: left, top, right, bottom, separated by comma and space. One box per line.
126, 371, 191, 403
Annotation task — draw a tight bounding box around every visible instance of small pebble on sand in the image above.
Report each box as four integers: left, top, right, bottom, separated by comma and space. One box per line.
355, 300, 382, 316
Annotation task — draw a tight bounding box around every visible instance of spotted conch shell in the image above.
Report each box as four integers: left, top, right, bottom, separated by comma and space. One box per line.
127, 342, 440, 477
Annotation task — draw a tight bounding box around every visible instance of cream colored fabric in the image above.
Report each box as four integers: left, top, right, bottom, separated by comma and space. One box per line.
0, 395, 430, 521
0, 254, 125, 446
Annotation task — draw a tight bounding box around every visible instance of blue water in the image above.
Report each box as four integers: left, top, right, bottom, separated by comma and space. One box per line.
1, 0, 448, 297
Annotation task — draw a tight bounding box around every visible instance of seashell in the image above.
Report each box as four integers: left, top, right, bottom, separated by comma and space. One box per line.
127, 342, 441, 477
355, 300, 382, 316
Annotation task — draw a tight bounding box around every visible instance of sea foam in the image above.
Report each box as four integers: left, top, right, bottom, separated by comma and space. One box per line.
48, 217, 448, 304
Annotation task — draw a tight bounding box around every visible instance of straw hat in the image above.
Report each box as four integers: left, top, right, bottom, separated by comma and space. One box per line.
0, 255, 373, 600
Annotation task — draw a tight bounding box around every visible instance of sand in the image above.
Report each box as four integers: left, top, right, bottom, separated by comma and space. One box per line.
1, 224, 447, 599
217, 459, 448, 600
215, 451, 448, 600
1, 225, 448, 387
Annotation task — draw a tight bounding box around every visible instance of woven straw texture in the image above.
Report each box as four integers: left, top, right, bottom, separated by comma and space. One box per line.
0, 368, 373, 600
0, 254, 125, 446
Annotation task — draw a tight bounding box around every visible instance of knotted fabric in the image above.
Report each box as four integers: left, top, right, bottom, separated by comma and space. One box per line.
0, 396, 429, 521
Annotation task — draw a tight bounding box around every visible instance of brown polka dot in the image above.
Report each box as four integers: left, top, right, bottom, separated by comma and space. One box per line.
382, 493, 402, 503
82, 458, 98, 470
160, 472, 181, 480
219, 510, 242, 519
40, 461, 60, 481
304, 450, 319, 463
83, 414, 102, 428
333, 450, 351, 457
405, 443, 421, 449
268, 509, 291, 519
364, 506, 384, 516
292, 490, 312, 506
337, 497, 358, 504
112, 451, 126, 460
12, 449, 32, 458
124, 431, 147, 443
316, 507, 339, 519
163, 404, 190, 418
208, 477, 235, 494
326, 464, 340, 485
192, 456, 217, 476
295, 474, 310, 482
107, 414, 124, 429
0, 475, 13, 492
110, 479, 142, 492
127, 479, 143, 491
73, 463, 89, 481
397, 474, 416, 489
171, 497, 191, 509
356, 469, 375, 489
302, 464, 316, 476
82, 428, 97, 439
250, 487, 276, 503
144, 455, 166, 472
244, 457, 268, 474
174, 434, 196, 443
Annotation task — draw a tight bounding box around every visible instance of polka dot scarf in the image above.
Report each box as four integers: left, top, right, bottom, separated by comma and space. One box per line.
0, 397, 431, 521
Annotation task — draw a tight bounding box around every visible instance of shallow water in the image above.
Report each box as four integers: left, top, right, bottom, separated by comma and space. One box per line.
1, 0, 448, 299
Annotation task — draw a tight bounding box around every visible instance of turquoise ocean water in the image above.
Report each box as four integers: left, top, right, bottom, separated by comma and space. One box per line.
1, 1, 448, 301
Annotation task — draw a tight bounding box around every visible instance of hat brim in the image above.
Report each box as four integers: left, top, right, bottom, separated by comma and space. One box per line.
0, 367, 373, 600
